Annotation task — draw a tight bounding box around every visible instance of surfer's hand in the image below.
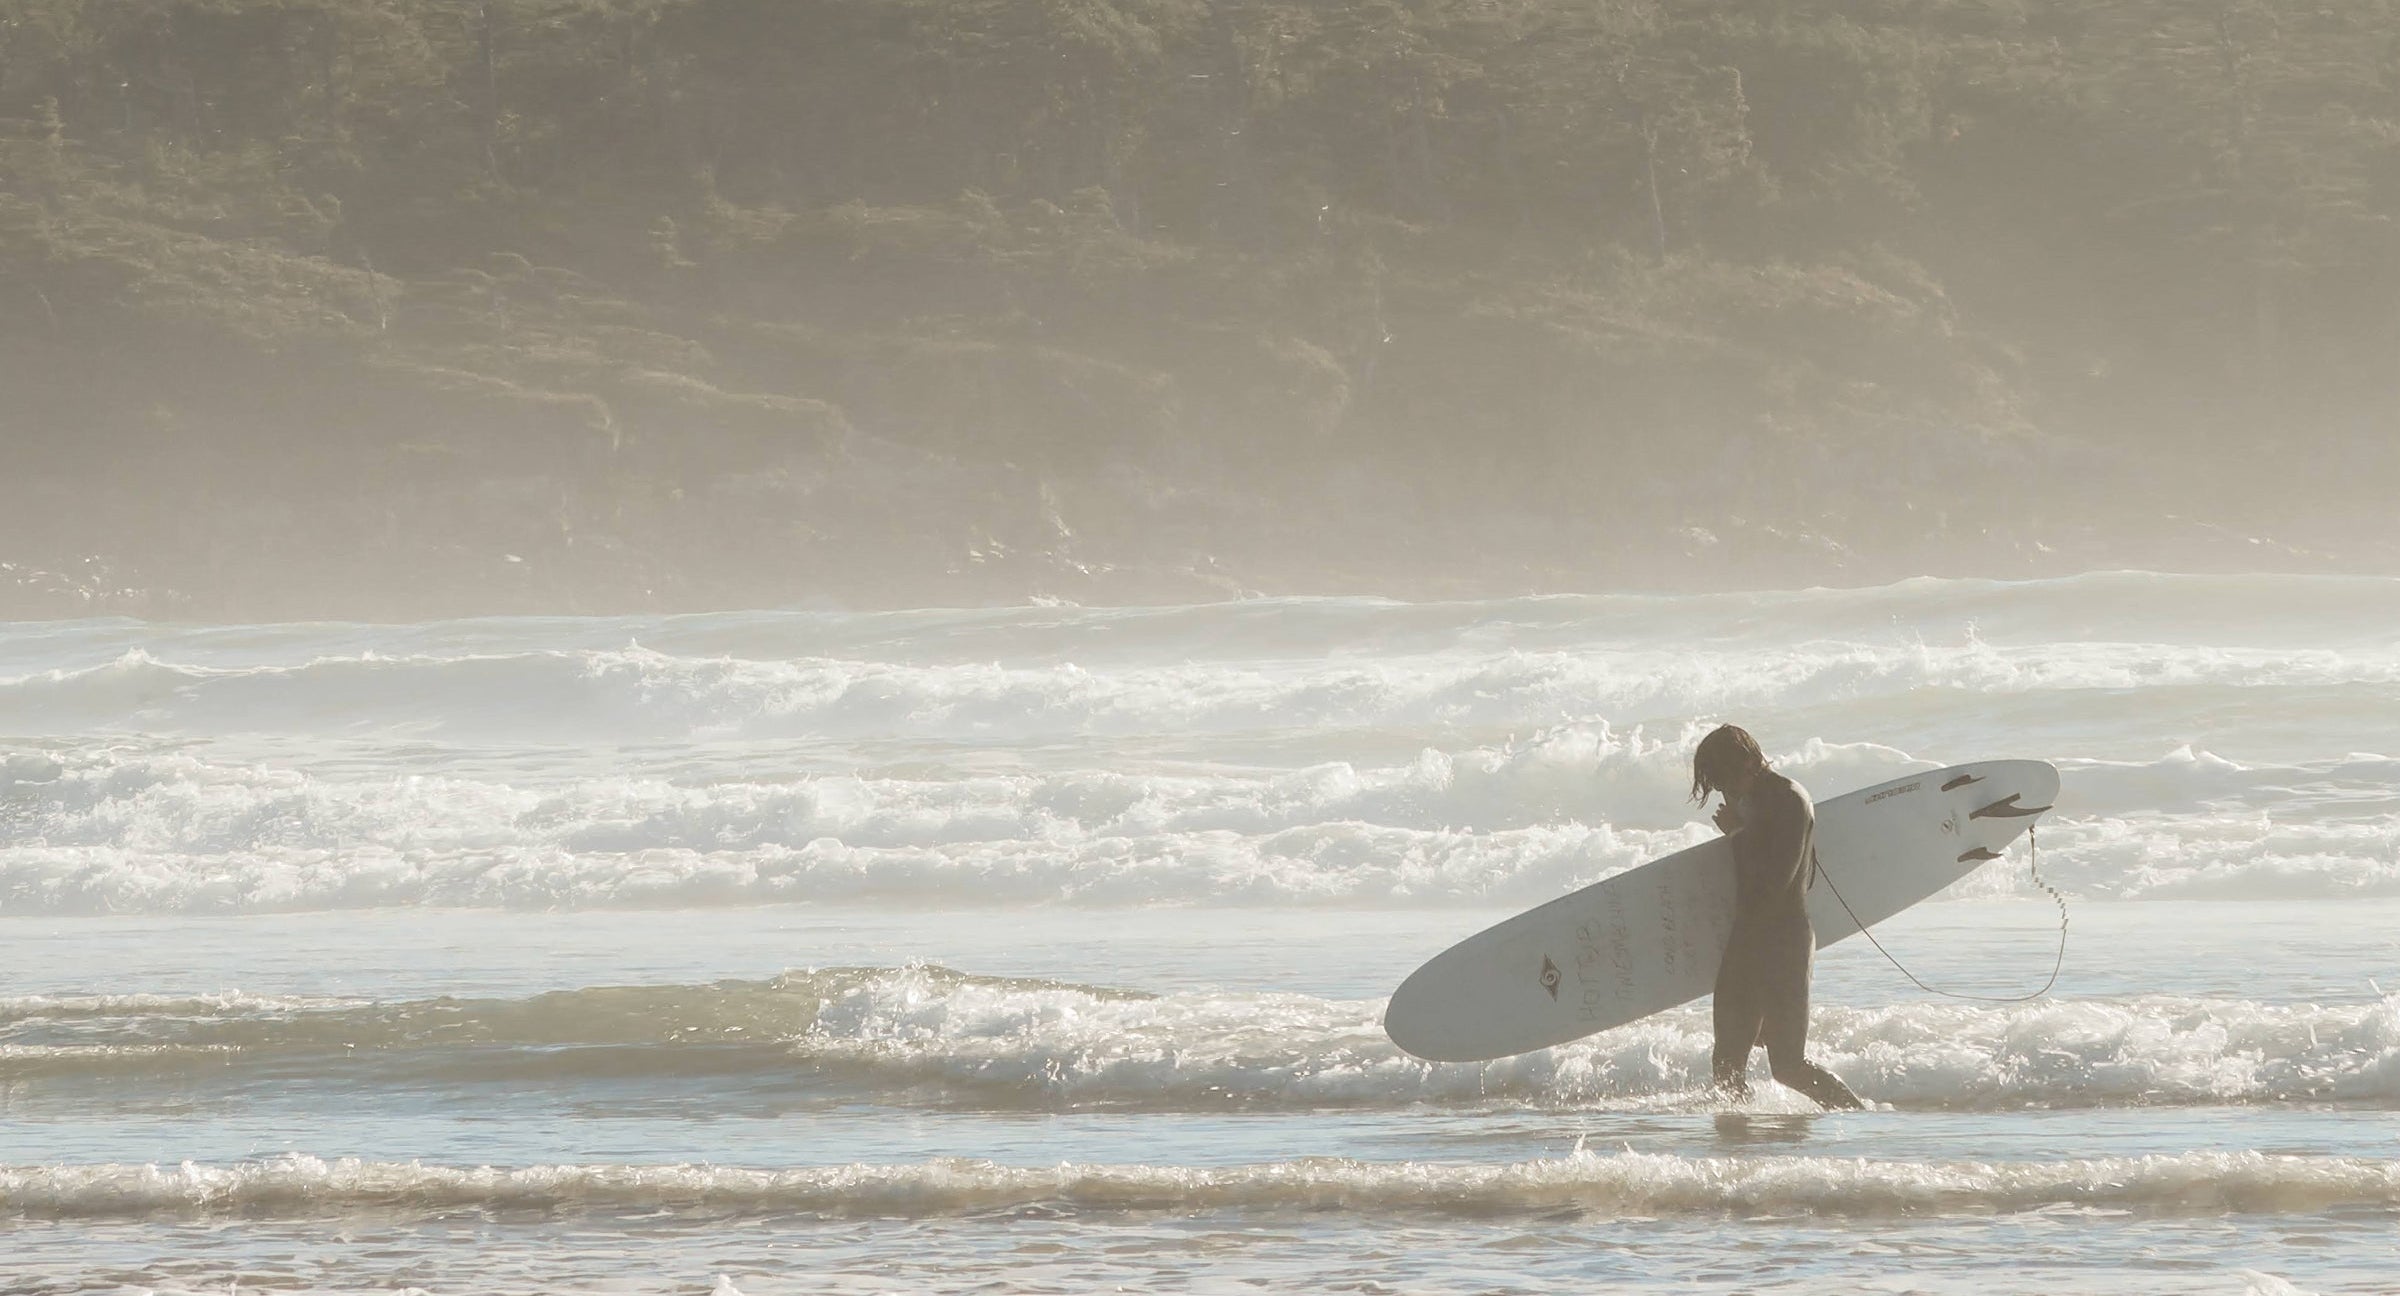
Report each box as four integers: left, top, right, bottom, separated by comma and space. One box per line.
1712, 802, 1742, 834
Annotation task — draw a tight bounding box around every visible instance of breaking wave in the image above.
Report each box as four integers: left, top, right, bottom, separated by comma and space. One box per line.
6, 970, 2396, 1112
9, 637, 2400, 747
8, 572, 2400, 911
5, 737, 2398, 911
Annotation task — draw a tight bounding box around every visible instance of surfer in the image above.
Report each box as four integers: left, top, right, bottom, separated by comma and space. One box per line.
1691, 725, 1864, 1110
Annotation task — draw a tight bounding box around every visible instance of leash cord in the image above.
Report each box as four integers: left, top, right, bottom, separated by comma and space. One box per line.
1813, 823, 2067, 1003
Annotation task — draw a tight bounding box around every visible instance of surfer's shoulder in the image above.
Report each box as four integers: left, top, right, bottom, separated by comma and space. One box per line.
1760, 768, 1813, 817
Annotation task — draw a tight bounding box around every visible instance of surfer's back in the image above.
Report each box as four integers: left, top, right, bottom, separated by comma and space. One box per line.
1731, 769, 1815, 922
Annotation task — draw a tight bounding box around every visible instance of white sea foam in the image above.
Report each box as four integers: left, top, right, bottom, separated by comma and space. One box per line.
8, 628, 2400, 747
7, 573, 2400, 912
4, 736, 2396, 910
792, 973, 2400, 1111
4, 1147, 2394, 1221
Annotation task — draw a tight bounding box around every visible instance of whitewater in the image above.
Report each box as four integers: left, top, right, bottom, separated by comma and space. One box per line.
2, 571, 2397, 1293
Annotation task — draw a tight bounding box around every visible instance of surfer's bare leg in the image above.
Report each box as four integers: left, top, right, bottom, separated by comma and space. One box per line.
1759, 961, 1863, 1111
1771, 1058, 1861, 1110
1710, 962, 1763, 1098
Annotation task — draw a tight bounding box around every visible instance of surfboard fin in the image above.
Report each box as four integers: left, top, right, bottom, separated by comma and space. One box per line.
1941, 774, 1982, 791
1970, 793, 2052, 819
1956, 847, 2004, 863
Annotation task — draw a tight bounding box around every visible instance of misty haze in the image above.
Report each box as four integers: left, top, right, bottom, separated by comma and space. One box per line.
3, 4, 2399, 1295
5, 0, 2397, 616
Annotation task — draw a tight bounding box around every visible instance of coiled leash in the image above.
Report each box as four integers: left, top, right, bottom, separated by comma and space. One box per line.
1814, 823, 2069, 1003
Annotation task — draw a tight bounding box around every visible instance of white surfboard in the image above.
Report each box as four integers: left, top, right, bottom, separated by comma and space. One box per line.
1384, 760, 2060, 1062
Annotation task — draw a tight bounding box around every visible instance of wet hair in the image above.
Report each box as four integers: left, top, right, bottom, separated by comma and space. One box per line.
1690, 724, 1767, 803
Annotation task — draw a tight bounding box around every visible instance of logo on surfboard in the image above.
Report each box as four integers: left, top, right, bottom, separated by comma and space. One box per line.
1538, 955, 1562, 1000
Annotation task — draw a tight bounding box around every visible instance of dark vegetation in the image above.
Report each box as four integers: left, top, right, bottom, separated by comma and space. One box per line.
4, 0, 2398, 616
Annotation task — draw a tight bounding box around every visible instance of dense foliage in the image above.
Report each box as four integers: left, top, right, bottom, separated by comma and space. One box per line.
4, 0, 2397, 615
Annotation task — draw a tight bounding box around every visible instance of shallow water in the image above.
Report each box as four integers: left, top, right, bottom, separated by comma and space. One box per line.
3, 572, 2397, 1293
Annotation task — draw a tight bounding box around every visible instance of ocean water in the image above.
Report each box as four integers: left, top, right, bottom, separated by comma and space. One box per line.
2, 571, 2397, 1294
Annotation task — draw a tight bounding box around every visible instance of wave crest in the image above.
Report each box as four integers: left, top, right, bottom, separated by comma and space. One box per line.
5, 1149, 2393, 1221
8, 971, 2396, 1112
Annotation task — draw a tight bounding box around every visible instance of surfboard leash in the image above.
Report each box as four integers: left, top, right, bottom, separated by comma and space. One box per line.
1814, 823, 2068, 1004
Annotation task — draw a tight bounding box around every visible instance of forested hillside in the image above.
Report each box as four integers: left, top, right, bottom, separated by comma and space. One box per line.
4, 0, 2398, 616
